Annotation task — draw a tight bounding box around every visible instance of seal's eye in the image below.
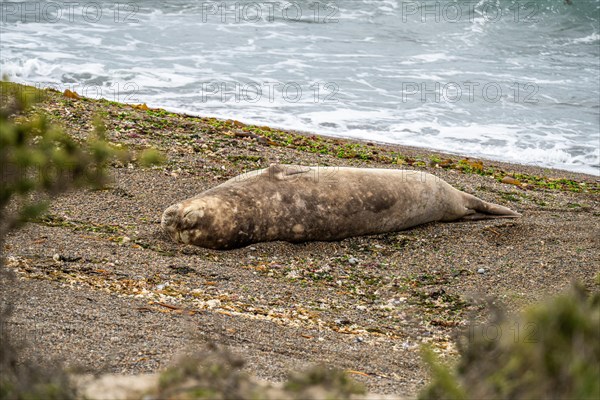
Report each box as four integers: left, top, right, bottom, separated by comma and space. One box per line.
182, 209, 205, 227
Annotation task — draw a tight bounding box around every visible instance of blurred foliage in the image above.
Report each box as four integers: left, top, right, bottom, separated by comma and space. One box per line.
420, 285, 600, 400
0, 295, 78, 400
155, 344, 365, 400
157, 344, 255, 400
285, 365, 366, 399
138, 147, 167, 167
0, 82, 128, 239
0, 82, 165, 241
0, 82, 130, 399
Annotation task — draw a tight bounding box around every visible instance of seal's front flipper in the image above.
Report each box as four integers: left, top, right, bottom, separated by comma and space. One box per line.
221, 164, 312, 186
264, 164, 312, 180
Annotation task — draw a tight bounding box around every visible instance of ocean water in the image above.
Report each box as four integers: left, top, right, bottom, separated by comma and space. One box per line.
1, 0, 598, 175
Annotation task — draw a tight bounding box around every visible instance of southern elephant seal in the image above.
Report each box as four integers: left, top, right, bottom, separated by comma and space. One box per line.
161, 164, 520, 250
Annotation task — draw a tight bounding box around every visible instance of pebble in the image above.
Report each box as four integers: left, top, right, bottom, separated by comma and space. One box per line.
206, 299, 221, 309
317, 264, 331, 273
477, 268, 486, 274
355, 337, 364, 343
286, 270, 299, 279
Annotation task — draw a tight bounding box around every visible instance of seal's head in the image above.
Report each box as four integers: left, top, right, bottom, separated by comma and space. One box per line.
162, 202, 210, 244
161, 198, 228, 248
161, 203, 184, 243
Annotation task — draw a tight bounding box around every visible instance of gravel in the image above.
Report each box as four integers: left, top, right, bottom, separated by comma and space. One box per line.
1, 86, 599, 397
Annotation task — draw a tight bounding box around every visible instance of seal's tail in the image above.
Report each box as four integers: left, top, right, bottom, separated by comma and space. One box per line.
461, 193, 521, 220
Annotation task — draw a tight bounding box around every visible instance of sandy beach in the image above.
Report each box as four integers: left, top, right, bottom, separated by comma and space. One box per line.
1, 84, 599, 397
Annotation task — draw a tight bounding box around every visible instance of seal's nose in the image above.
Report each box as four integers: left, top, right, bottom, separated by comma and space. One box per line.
161, 203, 181, 233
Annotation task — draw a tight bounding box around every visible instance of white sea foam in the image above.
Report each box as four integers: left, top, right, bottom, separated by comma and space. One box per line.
570, 33, 600, 44
1, 0, 598, 175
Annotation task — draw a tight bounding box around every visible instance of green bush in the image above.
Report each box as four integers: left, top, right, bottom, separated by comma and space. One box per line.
0, 82, 127, 400
154, 343, 366, 400
420, 285, 600, 400
0, 82, 129, 240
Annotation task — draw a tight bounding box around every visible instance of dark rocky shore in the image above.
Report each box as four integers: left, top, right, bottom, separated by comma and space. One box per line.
1, 84, 599, 397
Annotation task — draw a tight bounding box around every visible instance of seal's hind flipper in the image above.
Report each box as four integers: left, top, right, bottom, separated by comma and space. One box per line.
462, 192, 521, 219
460, 211, 521, 221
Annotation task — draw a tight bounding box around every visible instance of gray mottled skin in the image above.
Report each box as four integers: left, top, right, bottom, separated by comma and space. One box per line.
161, 164, 521, 250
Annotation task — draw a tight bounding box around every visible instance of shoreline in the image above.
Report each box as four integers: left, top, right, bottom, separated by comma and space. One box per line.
284, 125, 599, 181
4, 82, 600, 181
194, 117, 600, 178
2, 82, 599, 396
